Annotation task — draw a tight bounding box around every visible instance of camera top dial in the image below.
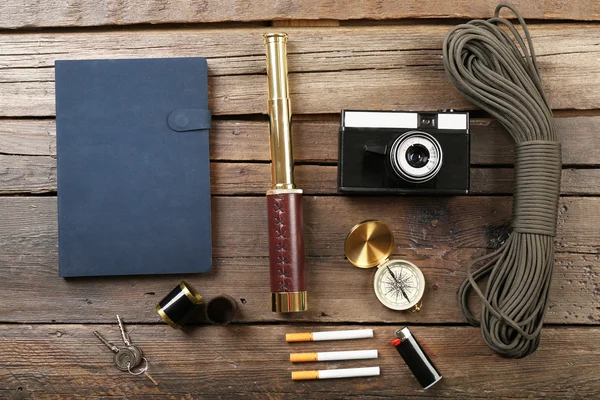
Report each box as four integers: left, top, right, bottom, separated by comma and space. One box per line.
389, 131, 443, 183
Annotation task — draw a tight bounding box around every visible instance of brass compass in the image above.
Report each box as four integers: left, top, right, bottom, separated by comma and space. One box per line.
345, 221, 425, 311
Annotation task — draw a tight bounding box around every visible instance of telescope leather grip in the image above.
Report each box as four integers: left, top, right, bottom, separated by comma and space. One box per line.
267, 192, 306, 293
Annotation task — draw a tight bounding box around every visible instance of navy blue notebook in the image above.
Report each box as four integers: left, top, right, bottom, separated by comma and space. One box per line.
55, 58, 212, 277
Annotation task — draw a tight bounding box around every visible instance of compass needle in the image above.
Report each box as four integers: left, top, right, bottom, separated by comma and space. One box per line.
386, 265, 396, 281
400, 288, 411, 303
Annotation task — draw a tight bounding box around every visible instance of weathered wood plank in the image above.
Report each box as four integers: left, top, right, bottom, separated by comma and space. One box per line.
0, 250, 597, 325
0, 154, 56, 194
0, 196, 596, 257
0, 324, 598, 399
214, 165, 600, 196
2, 0, 599, 29
0, 119, 55, 156
0, 197, 598, 324
1, 115, 598, 195
0, 25, 599, 116
1, 116, 598, 163
4, 158, 600, 196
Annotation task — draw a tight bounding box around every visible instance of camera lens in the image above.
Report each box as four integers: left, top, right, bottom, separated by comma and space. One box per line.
406, 144, 430, 168
389, 131, 443, 183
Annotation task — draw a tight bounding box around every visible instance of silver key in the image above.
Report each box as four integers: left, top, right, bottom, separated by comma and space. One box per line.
116, 315, 131, 346
94, 329, 142, 371
94, 331, 119, 353
116, 315, 143, 358
115, 315, 143, 370
94, 317, 157, 384
115, 316, 157, 384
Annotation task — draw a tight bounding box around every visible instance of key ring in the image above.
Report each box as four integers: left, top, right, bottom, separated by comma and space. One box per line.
127, 357, 149, 376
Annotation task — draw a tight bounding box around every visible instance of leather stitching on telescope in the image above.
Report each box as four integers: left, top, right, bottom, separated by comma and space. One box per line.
443, 2, 562, 358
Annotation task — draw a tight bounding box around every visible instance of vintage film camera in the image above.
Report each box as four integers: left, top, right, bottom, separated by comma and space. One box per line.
338, 110, 470, 195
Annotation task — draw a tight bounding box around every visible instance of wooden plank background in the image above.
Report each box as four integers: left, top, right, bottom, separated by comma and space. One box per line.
1, 24, 600, 116
1, 1, 599, 398
2, 0, 600, 28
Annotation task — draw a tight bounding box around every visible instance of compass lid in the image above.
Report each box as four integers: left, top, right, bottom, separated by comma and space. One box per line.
344, 220, 395, 269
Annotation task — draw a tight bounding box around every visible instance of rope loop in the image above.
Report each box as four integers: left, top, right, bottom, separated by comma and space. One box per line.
445, 3, 561, 358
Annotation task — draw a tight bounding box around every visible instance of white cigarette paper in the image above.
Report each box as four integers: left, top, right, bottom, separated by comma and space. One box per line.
290, 350, 378, 363
286, 329, 374, 343
313, 329, 374, 341
320, 367, 380, 379
292, 366, 380, 381
319, 349, 378, 361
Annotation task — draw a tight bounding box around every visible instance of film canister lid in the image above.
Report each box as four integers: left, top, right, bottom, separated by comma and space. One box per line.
204, 294, 238, 325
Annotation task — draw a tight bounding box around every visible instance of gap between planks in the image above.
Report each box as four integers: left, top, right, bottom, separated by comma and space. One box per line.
0, 0, 599, 29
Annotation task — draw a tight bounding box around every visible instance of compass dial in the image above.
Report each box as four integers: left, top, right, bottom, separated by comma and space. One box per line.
373, 260, 425, 310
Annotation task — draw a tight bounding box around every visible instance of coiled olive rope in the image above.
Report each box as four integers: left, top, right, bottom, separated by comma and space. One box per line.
443, 3, 562, 358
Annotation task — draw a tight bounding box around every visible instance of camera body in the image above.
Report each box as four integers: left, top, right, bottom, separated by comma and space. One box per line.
338, 110, 470, 195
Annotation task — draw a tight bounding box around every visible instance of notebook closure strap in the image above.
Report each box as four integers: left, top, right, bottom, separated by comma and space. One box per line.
168, 109, 212, 132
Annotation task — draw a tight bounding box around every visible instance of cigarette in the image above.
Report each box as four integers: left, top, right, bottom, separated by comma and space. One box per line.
286, 329, 374, 343
290, 350, 378, 363
292, 366, 380, 381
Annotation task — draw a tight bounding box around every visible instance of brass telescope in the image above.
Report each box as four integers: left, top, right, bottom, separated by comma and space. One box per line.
263, 33, 307, 312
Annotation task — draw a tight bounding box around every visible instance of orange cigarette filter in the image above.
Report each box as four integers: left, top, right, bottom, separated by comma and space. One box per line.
286, 332, 313, 343
290, 352, 319, 363
292, 370, 320, 380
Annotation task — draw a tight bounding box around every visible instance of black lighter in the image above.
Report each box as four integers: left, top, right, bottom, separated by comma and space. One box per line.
392, 327, 442, 390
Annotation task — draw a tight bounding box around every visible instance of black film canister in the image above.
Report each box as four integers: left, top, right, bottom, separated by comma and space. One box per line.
156, 281, 204, 329
204, 294, 238, 325
392, 327, 442, 390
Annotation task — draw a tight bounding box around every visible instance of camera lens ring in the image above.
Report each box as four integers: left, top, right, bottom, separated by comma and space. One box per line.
389, 131, 443, 183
